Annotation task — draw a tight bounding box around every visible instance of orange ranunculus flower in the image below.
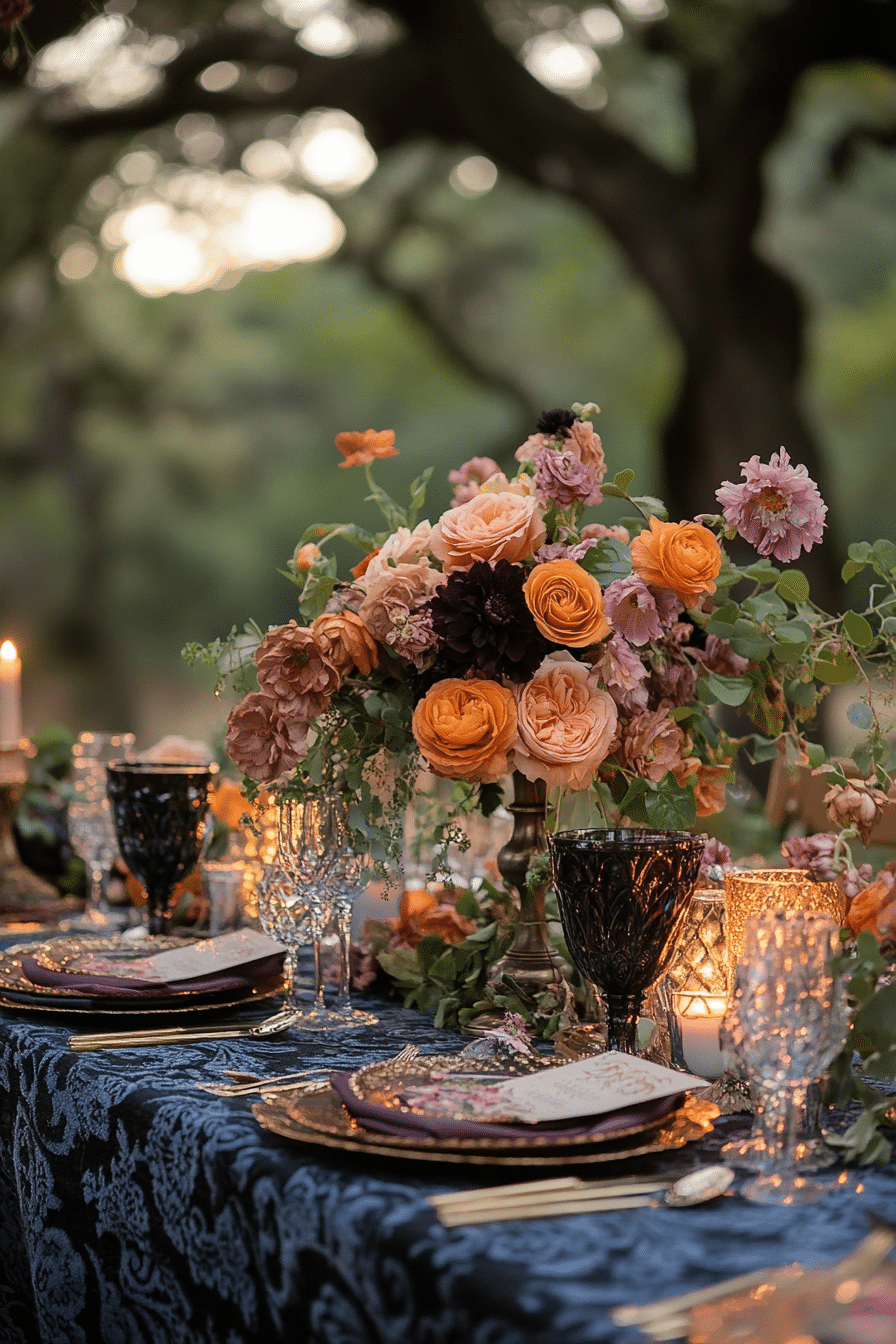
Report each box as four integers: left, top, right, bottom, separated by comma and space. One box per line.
311, 610, 379, 677
335, 429, 398, 469
675, 756, 729, 818
523, 559, 611, 648
394, 887, 478, 946
412, 678, 518, 783
210, 777, 250, 830
630, 517, 723, 607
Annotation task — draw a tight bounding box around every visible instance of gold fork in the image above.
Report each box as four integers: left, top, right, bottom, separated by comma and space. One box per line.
196, 1042, 421, 1096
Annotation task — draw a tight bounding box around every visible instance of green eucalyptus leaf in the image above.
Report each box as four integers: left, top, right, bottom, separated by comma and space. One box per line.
775, 570, 810, 604
613, 469, 635, 492
701, 672, 751, 706
871, 539, 896, 576
578, 537, 631, 585
630, 494, 668, 520
728, 619, 772, 661
847, 701, 875, 731
805, 741, 826, 769
812, 651, 858, 685
841, 610, 875, 649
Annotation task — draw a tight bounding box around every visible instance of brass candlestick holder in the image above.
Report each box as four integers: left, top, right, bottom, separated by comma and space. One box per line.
0, 741, 60, 911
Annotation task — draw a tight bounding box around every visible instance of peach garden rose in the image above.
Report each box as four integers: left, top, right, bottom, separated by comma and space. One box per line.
429, 491, 546, 572
513, 652, 618, 790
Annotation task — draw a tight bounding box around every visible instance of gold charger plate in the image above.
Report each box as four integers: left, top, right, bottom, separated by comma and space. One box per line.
0, 938, 283, 1016
252, 1083, 718, 1167
347, 1049, 562, 1123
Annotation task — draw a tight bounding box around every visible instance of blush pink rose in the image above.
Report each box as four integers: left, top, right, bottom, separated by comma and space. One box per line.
514, 652, 618, 790
430, 492, 546, 572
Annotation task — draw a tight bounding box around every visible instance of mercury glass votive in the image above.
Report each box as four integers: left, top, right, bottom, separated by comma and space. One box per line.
667, 887, 729, 1008
724, 868, 845, 975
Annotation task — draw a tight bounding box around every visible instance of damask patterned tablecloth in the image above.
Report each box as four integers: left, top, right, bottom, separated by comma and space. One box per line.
2, 982, 896, 1344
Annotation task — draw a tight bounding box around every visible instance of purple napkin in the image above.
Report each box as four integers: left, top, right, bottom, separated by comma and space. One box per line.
20, 952, 284, 1000
329, 1071, 682, 1143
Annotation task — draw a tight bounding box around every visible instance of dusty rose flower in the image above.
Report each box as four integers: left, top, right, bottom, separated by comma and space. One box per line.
563, 419, 606, 474
293, 542, 321, 572
448, 456, 502, 506
603, 575, 664, 646
311, 610, 379, 677
615, 708, 687, 782
650, 654, 698, 709
695, 634, 751, 677
537, 542, 570, 563
715, 447, 827, 562
824, 779, 889, 845
581, 522, 630, 545
225, 694, 308, 783
430, 492, 546, 572
595, 635, 650, 712
255, 621, 340, 716
335, 428, 398, 469
781, 833, 872, 900
532, 444, 603, 509
358, 557, 439, 666
514, 652, 618, 790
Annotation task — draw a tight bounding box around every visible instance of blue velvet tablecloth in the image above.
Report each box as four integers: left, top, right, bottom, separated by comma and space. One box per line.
2, 971, 896, 1344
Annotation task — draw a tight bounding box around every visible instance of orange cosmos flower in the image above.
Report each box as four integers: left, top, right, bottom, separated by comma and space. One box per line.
335, 429, 398, 469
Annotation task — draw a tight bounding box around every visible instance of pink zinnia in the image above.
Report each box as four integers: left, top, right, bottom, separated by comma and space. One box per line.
603, 575, 664, 646
715, 447, 827, 563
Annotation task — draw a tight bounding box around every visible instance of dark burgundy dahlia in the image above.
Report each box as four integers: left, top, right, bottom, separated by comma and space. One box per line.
427, 559, 551, 683
536, 407, 578, 436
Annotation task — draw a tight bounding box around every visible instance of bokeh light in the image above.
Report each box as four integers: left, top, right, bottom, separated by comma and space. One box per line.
524, 34, 600, 90
449, 156, 498, 198
291, 111, 377, 192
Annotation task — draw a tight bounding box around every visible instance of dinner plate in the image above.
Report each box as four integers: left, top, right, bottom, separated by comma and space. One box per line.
252, 1085, 719, 1167
0, 937, 283, 1016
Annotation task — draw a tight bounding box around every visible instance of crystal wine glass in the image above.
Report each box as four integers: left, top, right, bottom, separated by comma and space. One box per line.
329, 815, 378, 1027
255, 857, 311, 1013
274, 796, 346, 1030
106, 761, 216, 935
548, 827, 706, 1053
62, 731, 136, 931
733, 910, 851, 1204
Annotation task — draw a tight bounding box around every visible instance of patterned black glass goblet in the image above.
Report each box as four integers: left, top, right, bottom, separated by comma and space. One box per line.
548, 828, 706, 1054
106, 761, 215, 935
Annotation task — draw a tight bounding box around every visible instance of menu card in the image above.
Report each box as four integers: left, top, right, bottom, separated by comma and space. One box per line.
72, 930, 286, 983
487, 1053, 708, 1124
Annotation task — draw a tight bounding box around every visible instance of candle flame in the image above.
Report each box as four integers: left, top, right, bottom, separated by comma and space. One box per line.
0, 640, 17, 661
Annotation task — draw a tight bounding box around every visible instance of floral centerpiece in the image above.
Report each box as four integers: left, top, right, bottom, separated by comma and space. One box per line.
186, 400, 896, 1156
188, 401, 895, 852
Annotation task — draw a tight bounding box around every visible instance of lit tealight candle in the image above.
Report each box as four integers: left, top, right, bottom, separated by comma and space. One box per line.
675, 993, 728, 1080
0, 640, 22, 748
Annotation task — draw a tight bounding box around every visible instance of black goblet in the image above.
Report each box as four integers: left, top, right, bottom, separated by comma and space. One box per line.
106, 761, 215, 935
548, 828, 706, 1054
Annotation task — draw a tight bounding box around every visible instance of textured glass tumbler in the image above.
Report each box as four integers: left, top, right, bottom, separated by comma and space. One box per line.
549, 828, 706, 1054
724, 868, 845, 977
62, 731, 135, 931
733, 910, 850, 1205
